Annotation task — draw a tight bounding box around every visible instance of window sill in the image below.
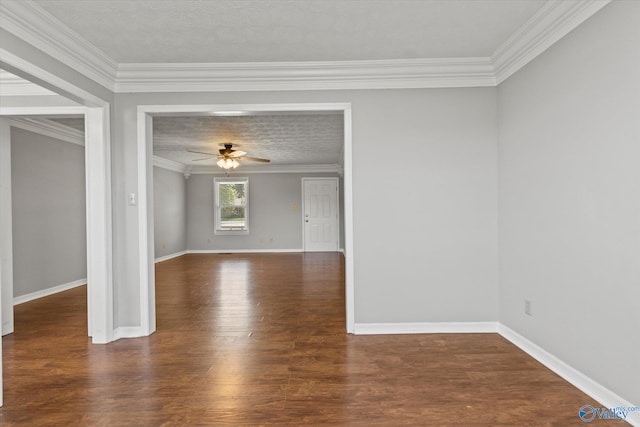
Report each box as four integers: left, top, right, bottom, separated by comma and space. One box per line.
214, 229, 250, 236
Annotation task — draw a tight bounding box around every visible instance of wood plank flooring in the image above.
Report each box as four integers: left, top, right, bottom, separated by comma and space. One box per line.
1, 253, 613, 425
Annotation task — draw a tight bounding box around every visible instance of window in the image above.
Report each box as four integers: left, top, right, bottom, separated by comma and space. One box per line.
214, 177, 249, 234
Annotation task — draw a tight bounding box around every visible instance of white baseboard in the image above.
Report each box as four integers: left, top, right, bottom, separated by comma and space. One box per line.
14, 276, 635, 423
163, 249, 346, 256
353, 321, 499, 335
112, 326, 146, 341
352, 321, 638, 425
154, 250, 187, 263
498, 325, 640, 426
155, 249, 305, 262
13, 278, 87, 305
187, 249, 304, 254
2, 319, 14, 336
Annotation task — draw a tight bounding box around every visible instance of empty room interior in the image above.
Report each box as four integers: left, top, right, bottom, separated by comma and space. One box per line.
0, 0, 638, 425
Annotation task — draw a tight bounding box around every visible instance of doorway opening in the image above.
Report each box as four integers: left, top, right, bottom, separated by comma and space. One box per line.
0, 64, 113, 348
137, 103, 354, 334
3, 116, 88, 339
0, 63, 113, 408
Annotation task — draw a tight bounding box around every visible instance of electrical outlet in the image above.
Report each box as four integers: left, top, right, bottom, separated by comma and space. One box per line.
162, 243, 167, 249
207, 238, 212, 244
524, 300, 532, 316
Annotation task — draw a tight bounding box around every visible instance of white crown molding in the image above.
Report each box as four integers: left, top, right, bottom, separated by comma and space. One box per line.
492, 0, 611, 84
0, 0, 117, 91
153, 155, 339, 176
153, 155, 187, 174
8, 117, 84, 146
189, 163, 341, 175
1, 0, 612, 93
115, 58, 496, 92
0, 70, 57, 96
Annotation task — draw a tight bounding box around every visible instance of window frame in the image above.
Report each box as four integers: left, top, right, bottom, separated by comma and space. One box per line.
213, 177, 249, 235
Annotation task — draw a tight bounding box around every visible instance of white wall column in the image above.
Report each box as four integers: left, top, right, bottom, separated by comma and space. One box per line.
0, 119, 14, 337
85, 107, 114, 343
137, 111, 155, 336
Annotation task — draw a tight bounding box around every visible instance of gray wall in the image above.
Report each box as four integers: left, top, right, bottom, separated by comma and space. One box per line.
497, 0, 640, 405
353, 88, 498, 323
11, 127, 87, 298
153, 166, 187, 259
114, 87, 499, 327
187, 172, 340, 251
4, 2, 637, 406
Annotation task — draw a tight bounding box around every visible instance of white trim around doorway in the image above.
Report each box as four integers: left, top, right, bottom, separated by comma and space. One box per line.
136, 103, 355, 335
0, 105, 113, 345
0, 49, 114, 345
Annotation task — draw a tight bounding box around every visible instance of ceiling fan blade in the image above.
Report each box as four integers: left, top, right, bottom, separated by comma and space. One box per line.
229, 150, 247, 157
238, 156, 270, 163
192, 157, 215, 161
188, 149, 219, 156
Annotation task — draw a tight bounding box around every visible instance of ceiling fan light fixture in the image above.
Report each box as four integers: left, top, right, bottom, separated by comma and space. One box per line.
217, 158, 240, 169
189, 143, 267, 169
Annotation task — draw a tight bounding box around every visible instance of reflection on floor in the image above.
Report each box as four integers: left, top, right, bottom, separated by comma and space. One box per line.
1, 253, 602, 425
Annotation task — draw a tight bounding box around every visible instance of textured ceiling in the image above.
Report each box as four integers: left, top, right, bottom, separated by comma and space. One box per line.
153, 113, 343, 166
13, 1, 546, 168
33, 0, 546, 63
42, 113, 344, 167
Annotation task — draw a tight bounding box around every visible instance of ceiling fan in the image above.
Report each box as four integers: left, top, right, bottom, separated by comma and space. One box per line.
188, 143, 270, 169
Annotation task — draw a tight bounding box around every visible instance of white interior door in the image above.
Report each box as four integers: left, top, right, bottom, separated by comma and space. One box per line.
303, 178, 339, 252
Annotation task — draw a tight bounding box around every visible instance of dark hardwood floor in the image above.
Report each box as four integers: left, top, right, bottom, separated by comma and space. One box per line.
1, 253, 612, 425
